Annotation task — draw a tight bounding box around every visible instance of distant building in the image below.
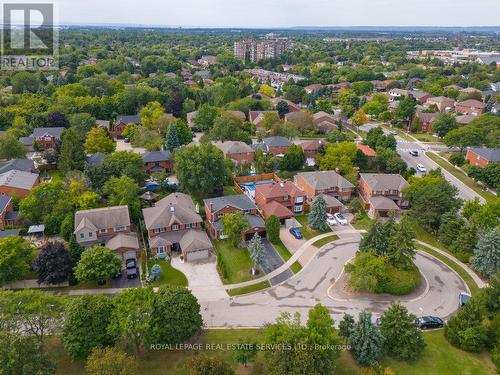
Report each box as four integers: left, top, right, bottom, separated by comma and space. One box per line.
426, 96, 455, 112
466, 147, 500, 168
113, 115, 140, 138
455, 99, 486, 116
0, 170, 39, 198
234, 36, 292, 63
213, 141, 255, 166
142, 151, 173, 174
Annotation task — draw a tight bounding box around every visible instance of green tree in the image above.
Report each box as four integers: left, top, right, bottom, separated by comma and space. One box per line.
317, 142, 358, 177
0, 332, 55, 375
85, 127, 116, 154
222, 213, 250, 247
152, 286, 202, 344
443, 126, 487, 151
173, 119, 193, 145
451, 222, 479, 258
359, 216, 392, 256
248, 233, 266, 275
59, 127, 86, 174
234, 338, 258, 367
308, 195, 328, 231
445, 299, 488, 352
472, 228, 500, 278
352, 109, 369, 126
103, 175, 141, 222
348, 310, 385, 366
265, 215, 281, 244
433, 113, 458, 139
284, 85, 306, 104
0, 236, 33, 285
165, 124, 180, 152
11, 71, 42, 93
208, 115, 251, 144
280, 144, 305, 171
86, 347, 139, 375
139, 101, 165, 128
380, 302, 425, 361
63, 295, 116, 361
339, 313, 355, 344
0, 132, 26, 159
395, 96, 416, 125
193, 104, 218, 131
74, 246, 122, 284
386, 218, 416, 269
32, 241, 72, 285
186, 356, 235, 375
438, 213, 466, 247
108, 288, 156, 354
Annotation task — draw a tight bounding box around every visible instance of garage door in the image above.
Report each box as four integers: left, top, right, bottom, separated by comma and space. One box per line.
245, 231, 266, 241
186, 250, 209, 262
123, 250, 137, 263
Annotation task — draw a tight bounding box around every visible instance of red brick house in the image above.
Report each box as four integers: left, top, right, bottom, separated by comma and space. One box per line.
113, 115, 140, 138
142, 151, 173, 174
261, 136, 291, 156
249, 110, 279, 129
415, 111, 439, 132
0, 195, 14, 230
204, 195, 266, 241
466, 147, 500, 168
300, 140, 325, 164
255, 181, 306, 222
270, 98, 301, 113
355, 143, 377, 164
30, 127, 65, 150
213, 141, 255, 165
426, 96, 455, 112
0, 170, 39, 198
455, 99, 486, 116
359, 173, 410, 218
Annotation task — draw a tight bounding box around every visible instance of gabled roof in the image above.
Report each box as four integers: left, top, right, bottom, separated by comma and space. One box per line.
300, 139, 325, 151
0, 195, 12, 213
456, 114, 476, 125
32, 127, 65, 139
0, 170, 38, 190
316, 194, 343, 209
262, 201, 294, 219
116, 115, 140, 125
468, 147, 500, 162
360, 173, 409, 192
86, 153, 105, 168
0, 229, 21, 238
105, 233, 139, 250
457, 99, 486, 109
355, 143, 377, 157
312, 111, 335, 122
143, 193, 201, 230
142, 150, 172, 163
249, 110, 278, 124
416, 111, 439, 124
74, 206, 130, 233
295, 170, 354, 191
369, 196, 400, 210
427, 96, 454, 103
262, 136, 291, 148
179, 230, 214, 254
204, 194, 257, 213
0, 159, 34, 174
213, 141, 254, 155
256, 181, 304, 199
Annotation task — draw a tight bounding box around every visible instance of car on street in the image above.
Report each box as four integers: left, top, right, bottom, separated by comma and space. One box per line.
416, 164, 427, 173
289, 227, 304, 239
390, 130, 398, 135
415, 316, 444, 329
334, 213, 348, 225
409, 150, 419, 157
125, 258, 138, 279
459, 292, 472, 308
326, 213, 337, 226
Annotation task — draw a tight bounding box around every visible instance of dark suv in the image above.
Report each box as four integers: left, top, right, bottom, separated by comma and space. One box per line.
415, 316, 443, 330
125, 258, 138, 279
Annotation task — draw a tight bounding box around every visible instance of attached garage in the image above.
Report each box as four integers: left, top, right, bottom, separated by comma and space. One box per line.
180, 230, 214, 262
186, 249, 209, 262
244, 229, 266, 241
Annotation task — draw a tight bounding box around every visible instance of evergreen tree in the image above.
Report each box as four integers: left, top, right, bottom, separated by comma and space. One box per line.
472, 228, 500, 278
386, 218, 416, 269
339, 313, 355, 344
165, 124, 180, 152
248, 233, 266, 275
265, 215, 280, 244
445, 299, 488, 352
58, 127, 86, 174
451, 222, 479, 256
380, 302, 425, 361
438, 212, 466, 247
359, 216, 393, 256
308, 195, 328, 231
348, 310, 385, 366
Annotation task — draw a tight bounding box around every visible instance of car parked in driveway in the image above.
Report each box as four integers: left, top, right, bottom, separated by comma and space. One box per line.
289, 227, 304, 239
125, 258, 138, 279
415, 316, 443, 329
334, 213, 348, 225
326, 213, 337, 226
417, 164, 427, 173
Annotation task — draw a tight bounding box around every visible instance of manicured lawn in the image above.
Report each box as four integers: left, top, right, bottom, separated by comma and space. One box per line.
412, 132, 441, 142
145, 259, 188, 287
228, 281, 271, 296
49, 329, 495, 375
214, 240, 257, 284
223, 185, 239, 196
311, 234, 339, 248
295, 215, 331, 240
351, 211, 372, 230
273, 240, 302, 273
426, 152, 495, 202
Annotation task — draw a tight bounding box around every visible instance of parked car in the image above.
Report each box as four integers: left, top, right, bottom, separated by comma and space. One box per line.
390, 130, 398, 135
417, 164, 427, 173
459, 292, 472, 308
375, 317, 382, 327
125, 258, 138, 279
289, 227, 304, 239
124, 137, 130, 143
334, 213, 348, 225
415, 316, 443, 329
409, 150, 419, 157
326, 213, 337, 226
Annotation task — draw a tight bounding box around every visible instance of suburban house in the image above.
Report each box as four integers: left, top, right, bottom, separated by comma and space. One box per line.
142, 150, 173, 174
314, 194, 344, 214
21, 127, 65, 150
0, 170, 39, 198
204, 195, 266, 241
312, 111, 338, 133
142, 193, 213, 262
113, 115, 140, 138
74, 205, 140, 263
355, 143, 377, 164
388, 88, 409, 100
86, 152, 106, 168
455, 99, 486, 116
261, 136, 291, 156
415, 111, 439, 132
409, 91, 433, 104
294, 170, 355, 204
465, 147, 500, 168
456, 114, 476, 125
198, 55, 217, 68
96, 120, 111, 131
249, 110, 279, 129
304, 83, 324, 94
0, 195, 15, 230
300, 139, 325, 166
359, 173, 410, 218
223, 110, 246, 122
426, 96, 455, 112
255, 181, 306, 222
0, 159, 35, 174
270, 98, 301, 112
213, 141, 255, 165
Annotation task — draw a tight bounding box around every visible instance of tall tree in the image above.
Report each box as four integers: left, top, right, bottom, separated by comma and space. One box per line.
433, 113, 458, 139
348, 310, 385, 366
193, 104, 218, 131
32, 241, 72, 285
0, 236, 34, 285
0, 132, 26, 159
165, 124, 180, 152
59, 127, 86, 174
222, 213, 250, 247
339, 313, 355, 344
265, 215, 281, 244
386, 218, 416, 269
280, 144, 305, 171
248, 233, 266, 275
103, 175, 141, 222
86, 347, 139, 375
308, 195, 328, 231
85, 127, 116, 154
74, 246, 122, 284
472, 228, 500, 278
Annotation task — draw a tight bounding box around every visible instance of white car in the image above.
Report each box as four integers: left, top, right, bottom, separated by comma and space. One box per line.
334, 213, 348, 225
326, 213, 336, 226
417, 164, 427, 173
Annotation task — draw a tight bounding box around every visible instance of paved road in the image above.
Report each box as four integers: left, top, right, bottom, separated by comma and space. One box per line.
199, 232, 467, 328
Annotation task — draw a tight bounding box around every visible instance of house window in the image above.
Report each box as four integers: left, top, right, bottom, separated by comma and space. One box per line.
158, 246, 165, 254
172, 224, 179, 231
294, 205, 303, 213
80, 233, 84, 239
283, 196, 288, 201
185, 223, 192, 229
115, 225, 125, 232
244, 209, 250, 214
100, 229, 107, 234
155, 162, 160, 166
88, 232, 93, 237
295, 196, 304, 204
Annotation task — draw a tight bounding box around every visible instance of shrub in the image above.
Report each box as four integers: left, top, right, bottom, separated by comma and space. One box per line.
449, 153, 466, 166
217, 253, 228, 280
380, 265, 421, 295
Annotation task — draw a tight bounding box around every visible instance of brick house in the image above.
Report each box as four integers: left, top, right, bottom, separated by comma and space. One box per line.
142, 150, 173, 174
465, 147, 500, 168
355, 143, 377, 164
249, 110, 279, 129
0, 195, 14, 230
270, 98, 301, 113
26, 127, 65, 150
312, 111, 338, 134
359, 173, 410, 218
415, 111, 439, 132
261, 136, 291, 156
426, 96, 455, 112
0, 170, 39, 198
294, 170, 355, 206
113, 115, 140, 138
74, 205, 140, 263
304, 83, 324, 94
142, 193, 213, 262
455, 99, 486, 116
255, 181, 306, 222
409, 91, 433, 104
213, 141, 255, 165
204, 195, 266, 241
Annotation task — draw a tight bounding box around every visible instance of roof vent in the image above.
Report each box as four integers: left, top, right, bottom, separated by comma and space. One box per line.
280, 183, 285, 188
170, 205, 175, 212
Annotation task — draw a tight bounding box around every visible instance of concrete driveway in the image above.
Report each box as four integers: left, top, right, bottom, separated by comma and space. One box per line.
111, 268, 141, 288
115, 139, 146, 154
280, 227, 314, 266
258, 239, 293, 286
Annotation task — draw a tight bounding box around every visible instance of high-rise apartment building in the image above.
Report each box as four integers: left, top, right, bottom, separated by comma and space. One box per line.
234, 36, 292, 62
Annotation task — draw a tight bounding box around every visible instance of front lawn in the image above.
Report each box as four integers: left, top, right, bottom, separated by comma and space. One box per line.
295, 215, 331, 240
273, 240, 302, 273
145, 259, 188, 287
228, 281, 271, 296
411, 132, 441, 142
214, 240, 257, 284
311, 235, 339, 248
351, 211, 372, 230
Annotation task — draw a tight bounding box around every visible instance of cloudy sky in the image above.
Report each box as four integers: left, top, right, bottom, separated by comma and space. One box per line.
51, 0, 500, 27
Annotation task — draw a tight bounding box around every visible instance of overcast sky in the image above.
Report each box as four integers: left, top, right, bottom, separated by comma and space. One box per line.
51, 0, 500, 27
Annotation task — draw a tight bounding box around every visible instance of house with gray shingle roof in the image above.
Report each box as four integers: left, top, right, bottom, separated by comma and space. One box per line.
86, 153, 105, 168
0, 159, 35, 174
0, 170, 39, 198
113, 115, 140, 138
359, 173, 410, 218
295, 170, 354, 203
142, 150, 173, 173
213, 141, 255, 165
466, 147, 500, 168
30, 127, 65, 149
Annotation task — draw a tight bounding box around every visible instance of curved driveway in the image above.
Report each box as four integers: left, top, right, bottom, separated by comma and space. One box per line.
200, 232, 468, 328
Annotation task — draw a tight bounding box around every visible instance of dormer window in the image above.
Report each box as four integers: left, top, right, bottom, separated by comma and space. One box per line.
88, 232, 93, 237
100, 229, 107, 234
115, 225, 125, 232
